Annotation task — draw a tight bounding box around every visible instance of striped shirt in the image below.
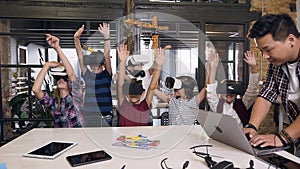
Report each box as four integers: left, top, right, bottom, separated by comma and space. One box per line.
168, 96, 198, 125
83, 69, 113, 116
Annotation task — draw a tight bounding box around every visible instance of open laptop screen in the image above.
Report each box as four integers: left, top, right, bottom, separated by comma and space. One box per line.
196, 109, 290, 156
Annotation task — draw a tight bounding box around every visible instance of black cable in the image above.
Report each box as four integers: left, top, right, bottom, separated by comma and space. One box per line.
182, 160, 189, 169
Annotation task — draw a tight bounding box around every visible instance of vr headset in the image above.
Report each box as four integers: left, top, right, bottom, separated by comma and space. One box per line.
127, 70, 146, 78
49, 66, 68, 82
126, 54, 149, 78
123, 79, 145, 95
165, 77, 183, 89
126, 54, 149, 66
83, 50, 105, 66
217, 80, 244, 95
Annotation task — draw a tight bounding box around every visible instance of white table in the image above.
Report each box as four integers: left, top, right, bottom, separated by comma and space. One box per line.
0, 125, 282, 169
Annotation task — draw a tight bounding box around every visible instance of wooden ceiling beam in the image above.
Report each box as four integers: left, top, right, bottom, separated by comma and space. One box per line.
0, 1, 260, 22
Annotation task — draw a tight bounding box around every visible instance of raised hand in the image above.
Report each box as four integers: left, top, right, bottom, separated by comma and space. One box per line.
244, 51, 257, 67
244, 51, 258, 73
117, 43, 129, 62
74, 25, 84, 39
208, 52, 219, 71
154, 45, 171, 67
98, 22, 110, 39
45, 34, 60, 49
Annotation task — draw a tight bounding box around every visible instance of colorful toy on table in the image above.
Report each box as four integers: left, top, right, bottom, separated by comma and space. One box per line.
112, 134, 160, 150
0, 163, 7, 169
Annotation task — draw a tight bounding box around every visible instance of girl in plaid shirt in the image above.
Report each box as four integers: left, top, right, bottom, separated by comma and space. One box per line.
32, 34, 84, 128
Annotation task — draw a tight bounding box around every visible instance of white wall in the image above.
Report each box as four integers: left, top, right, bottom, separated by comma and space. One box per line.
48, 48, 81, 79
27, 43, 45, 79
11, 40, 118, 81
10, 38, 17, 64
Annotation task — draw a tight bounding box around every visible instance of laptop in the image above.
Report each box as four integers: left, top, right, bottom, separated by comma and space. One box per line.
195, 109, 290, 156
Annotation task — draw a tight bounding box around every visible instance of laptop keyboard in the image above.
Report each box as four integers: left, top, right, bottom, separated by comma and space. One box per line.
252, 145, 275, 150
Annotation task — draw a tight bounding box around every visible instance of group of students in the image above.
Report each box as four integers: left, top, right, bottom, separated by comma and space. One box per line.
32, 13, 300, 157
32, 22, 172, 128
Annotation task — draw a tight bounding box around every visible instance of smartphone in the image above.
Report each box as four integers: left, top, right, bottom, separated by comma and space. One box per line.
257, 153, 300, 169
66, 150, 112, 167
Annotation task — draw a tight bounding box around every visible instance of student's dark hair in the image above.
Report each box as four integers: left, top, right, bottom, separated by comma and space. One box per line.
248, 14, 299, 41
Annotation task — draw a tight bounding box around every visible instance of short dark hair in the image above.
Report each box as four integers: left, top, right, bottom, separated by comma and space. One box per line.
248, 14, 299, 41
123, 79, 145, 95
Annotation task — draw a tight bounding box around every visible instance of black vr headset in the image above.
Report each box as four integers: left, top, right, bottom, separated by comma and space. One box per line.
123, 79, 145, 95
165, 77, 176, 89
165, 76, 193, 90
217, 80, 244, 95
52, 74, 68, 82
83, 50, 105, 66
128, 70, 146, 78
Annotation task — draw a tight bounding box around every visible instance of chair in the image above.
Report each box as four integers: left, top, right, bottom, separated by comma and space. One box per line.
160, 112, 169, 126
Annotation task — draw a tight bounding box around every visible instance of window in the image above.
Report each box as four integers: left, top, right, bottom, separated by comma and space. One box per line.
205, 23, 248, 85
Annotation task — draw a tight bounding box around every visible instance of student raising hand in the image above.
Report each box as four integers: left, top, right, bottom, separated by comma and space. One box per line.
244, 51, 258, 74
117, 43, 130, 62
46, 34, 60, 49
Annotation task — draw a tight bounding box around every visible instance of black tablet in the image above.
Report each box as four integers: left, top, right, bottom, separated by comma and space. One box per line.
23, 141, 77, 159
66, 150, 112, 167
258, 152, 300, 169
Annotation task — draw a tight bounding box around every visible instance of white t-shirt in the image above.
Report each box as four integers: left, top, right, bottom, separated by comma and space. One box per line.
287, 62, 300, 105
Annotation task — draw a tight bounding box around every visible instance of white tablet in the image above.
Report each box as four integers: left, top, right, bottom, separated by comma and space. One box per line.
23, 141, 77, 159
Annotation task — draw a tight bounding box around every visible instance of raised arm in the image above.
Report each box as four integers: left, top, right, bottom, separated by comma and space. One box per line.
74, 25, 87, 75
33, 61, 62, 99
154, 89, 170, 103
46, 34, 76, 81
117, 44, 130, 104
243, 51, 259, 109
145, 45, 171, 107
98, 22, 112, 75
244, 51, 258, 74
194, 54, 216, 105
205, 52, 220, 112
207, 52, 219, 84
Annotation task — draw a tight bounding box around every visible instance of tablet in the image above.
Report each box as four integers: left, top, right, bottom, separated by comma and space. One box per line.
66, 150, 112, 167
23, 141, 77, 159
257, 153, 300, 169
